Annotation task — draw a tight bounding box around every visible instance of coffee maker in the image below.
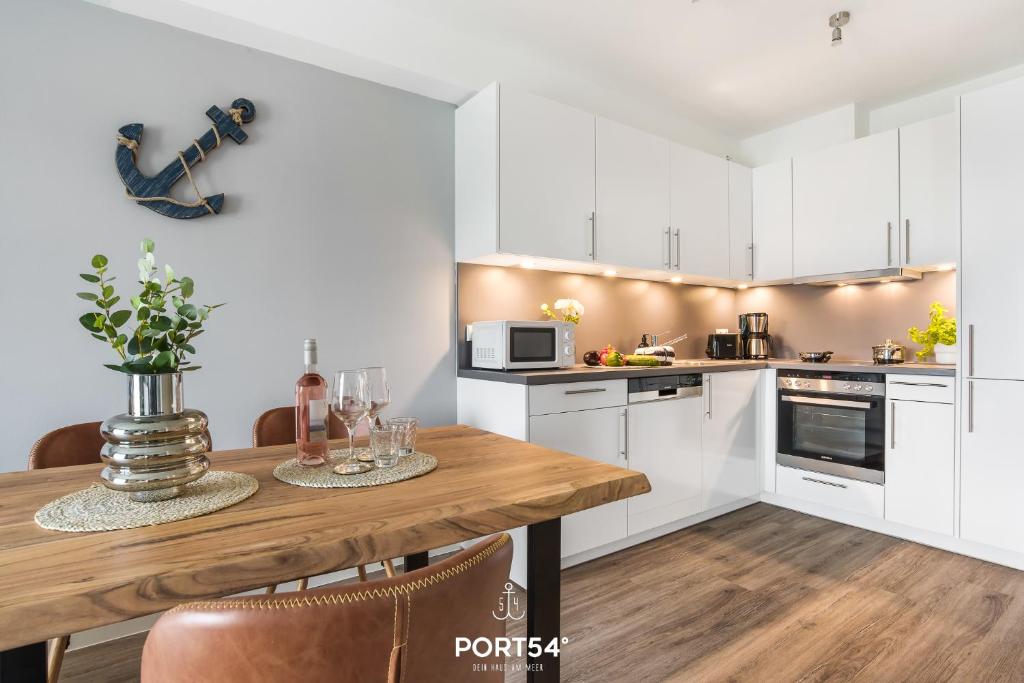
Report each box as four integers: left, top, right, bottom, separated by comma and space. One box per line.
739, 312, 771, 359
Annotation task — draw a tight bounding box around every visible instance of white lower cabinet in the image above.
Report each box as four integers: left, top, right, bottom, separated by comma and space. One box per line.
884, 399, 955, 535
701, 370, 760, 510
626, 395, 703, 535
529, 406, 628, 557
961, 379, 1024, 555
777, 466, 885, 518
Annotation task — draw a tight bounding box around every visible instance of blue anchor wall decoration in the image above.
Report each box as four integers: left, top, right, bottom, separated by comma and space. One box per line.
115, 98, 255, 219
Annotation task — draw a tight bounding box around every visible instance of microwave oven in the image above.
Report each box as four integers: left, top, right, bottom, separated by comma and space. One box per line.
469, 320, 576, 370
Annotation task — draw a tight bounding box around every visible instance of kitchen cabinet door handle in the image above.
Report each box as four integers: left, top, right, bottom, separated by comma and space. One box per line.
889, 381, 949, 388
968, 381, 974, 433
887, 222, 893, 265
968, 324, 975, 376
802, 476, 848, 489
705, 376, 712, 419
564, 387, 607, 395
664, 227, 671, 268
904, 218, 910, 264
747, 243, 754, 279
587, 211, 596, 258
618, 408, 628, 461
890, 400, 896, 449
673, 229, 681, 270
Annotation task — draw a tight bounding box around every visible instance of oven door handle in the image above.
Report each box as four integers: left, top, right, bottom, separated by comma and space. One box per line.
780, 395, 873, 410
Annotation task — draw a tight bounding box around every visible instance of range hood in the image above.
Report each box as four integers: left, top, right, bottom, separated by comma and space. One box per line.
793, 267, 923, 286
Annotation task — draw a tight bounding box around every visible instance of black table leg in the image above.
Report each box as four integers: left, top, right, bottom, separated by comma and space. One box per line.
0, 642, 46, 683
404, 551, 429, 572
527, 517, 561, 683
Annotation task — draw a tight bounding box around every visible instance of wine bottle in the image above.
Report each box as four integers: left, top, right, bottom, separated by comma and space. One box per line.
295, 338, 329, 466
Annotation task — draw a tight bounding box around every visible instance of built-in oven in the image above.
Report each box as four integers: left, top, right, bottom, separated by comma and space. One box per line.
776, 369, 886, 484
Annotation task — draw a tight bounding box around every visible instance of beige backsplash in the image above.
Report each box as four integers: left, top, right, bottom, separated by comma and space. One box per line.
457, 264, 956, 365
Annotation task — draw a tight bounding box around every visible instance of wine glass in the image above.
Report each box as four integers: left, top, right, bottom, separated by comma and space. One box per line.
330, 369, 371, 475
355, 367, 391, 462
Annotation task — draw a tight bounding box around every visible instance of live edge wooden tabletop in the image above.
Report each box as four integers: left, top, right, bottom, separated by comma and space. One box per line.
0, 425, 649, 651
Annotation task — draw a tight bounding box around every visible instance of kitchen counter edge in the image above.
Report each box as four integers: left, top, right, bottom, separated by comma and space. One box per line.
457, 360, 956, 385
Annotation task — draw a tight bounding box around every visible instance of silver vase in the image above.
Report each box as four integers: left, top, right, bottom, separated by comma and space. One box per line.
100, 372, 210, 502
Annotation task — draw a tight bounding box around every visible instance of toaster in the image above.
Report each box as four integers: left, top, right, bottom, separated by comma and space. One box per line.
706, 333, 741, 360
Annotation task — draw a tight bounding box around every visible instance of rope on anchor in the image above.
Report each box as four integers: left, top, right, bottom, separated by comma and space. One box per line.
115, 107, 246, 214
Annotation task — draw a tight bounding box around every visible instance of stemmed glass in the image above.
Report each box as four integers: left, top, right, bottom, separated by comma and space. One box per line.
330, 369, 372, 475
355, 367, 391, 462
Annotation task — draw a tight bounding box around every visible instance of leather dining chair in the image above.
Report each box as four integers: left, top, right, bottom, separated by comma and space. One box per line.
29, 421, 213, 683
141, 533, 513, 683
252, 406, 395, 592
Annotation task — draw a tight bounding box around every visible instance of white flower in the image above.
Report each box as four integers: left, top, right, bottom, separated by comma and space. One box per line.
554, 299, 584, 316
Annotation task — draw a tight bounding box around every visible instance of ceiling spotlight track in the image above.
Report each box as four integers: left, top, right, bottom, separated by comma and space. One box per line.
830, 11, 850, 46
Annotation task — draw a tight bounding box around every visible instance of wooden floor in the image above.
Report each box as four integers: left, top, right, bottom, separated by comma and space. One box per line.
64, 503, 1024, 682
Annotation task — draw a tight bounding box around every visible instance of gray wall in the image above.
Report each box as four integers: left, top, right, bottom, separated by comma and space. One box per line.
0, 0, 455, 472
458, 264, 956, 362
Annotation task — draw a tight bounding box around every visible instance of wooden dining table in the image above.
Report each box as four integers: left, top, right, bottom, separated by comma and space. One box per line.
0, 425, 650, 682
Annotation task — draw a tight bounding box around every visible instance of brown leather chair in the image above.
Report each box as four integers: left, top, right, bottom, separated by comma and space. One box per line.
29, 421, 213, 682
141, 533, 512, 683
252, 407, 395, 591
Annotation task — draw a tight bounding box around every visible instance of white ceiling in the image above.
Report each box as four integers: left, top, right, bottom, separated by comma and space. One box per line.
94, 0, 1024, 141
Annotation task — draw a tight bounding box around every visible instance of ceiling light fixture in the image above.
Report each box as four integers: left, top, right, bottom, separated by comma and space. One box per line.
829, 11, 850, 46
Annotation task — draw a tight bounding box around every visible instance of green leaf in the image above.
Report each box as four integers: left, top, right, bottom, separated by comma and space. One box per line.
115, 334, 128, 346
80, 273, 101, 283
181, 343, 196, 355
103, 324, 117, 338
106, 295, 120, 308
126, 336, 140, 356
178, 303, 198, 320
171, 296, 184, 310
180, 277, 194, 298
110, 310, 132, 327
137, 306, 150, 321
180, 366, 202, 372
90, 333, 107, 342
91, 254, 108, 269
79, 313, 102, 331
164, 264, 175, 283
76, 292, 98, 301
153, 350, 174, 369
141, 238, 155, 254
151, 316, 173, 331
102, 285, 114, 299
126, 359, 154, 374
104, 363, 132, 374
146, 281, 161, 293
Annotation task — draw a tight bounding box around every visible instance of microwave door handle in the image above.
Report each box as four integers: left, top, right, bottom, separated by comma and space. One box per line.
780, 395, 872, 410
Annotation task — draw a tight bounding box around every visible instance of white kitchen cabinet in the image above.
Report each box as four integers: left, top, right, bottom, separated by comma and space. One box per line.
595, 118, 671, 270
702, 370, 760, 510
961, 379, 1024, 554
751, 159, 793, 282
529, 406, 628, 557
792, 130, 900, 277
884, 398, 955, 536
728, 161, 754, 281
626, 395, 703, 535
672, 144, 730, 278
899, 114, 958, 268
961, 77, 1024, 381
455, 83, 596, 263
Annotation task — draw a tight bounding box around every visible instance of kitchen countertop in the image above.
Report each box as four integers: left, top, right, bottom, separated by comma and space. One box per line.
457, 359, 956, 385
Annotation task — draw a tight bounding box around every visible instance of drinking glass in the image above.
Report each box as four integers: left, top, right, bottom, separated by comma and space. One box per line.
330, 369, 371, 475
389, 417, 419, 457
356, 367, 391, 462
370, 424, 401, 468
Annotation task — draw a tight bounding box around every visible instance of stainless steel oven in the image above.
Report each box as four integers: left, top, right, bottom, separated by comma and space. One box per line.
776, 370, 886, 484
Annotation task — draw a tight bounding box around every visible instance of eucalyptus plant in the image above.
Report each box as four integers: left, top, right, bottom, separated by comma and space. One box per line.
77, 239, 223, 374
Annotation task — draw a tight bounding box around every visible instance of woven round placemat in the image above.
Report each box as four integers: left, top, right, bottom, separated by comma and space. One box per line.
35, 471, 259, 533
273, 450, 437, 488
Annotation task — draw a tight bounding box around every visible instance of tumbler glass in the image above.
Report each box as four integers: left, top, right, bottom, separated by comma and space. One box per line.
389, 417, 419, 457
370, 424, 400, 468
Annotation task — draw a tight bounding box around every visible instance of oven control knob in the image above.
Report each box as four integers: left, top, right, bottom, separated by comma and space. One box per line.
843, 383, 852, 390
862, 384, 873, 392
853, 385, 862, 391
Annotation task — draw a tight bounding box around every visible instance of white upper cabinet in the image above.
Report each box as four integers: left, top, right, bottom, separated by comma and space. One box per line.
455, 83, 596, 263
672, 144, 730, 278
728, 162, 753, 281
961, 77, 1024, 381
899, 114, 958, 268
751, 159, 793, 282
595, 118, 671, 270
792, 130, 900, 277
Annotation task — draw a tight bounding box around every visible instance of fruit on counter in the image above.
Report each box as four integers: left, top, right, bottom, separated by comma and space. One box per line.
625, 354, 661, 366
605, 350, 625, 367
583, 350, 601, 366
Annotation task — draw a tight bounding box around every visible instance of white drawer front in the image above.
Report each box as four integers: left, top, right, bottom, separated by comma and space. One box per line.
886, 374, 955, 404
776, 466, 884, 518
528, 380, 627, 416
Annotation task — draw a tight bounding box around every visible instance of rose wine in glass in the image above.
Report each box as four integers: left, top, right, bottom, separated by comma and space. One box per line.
331, 369, 371, 475
295, 339, 329, 466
